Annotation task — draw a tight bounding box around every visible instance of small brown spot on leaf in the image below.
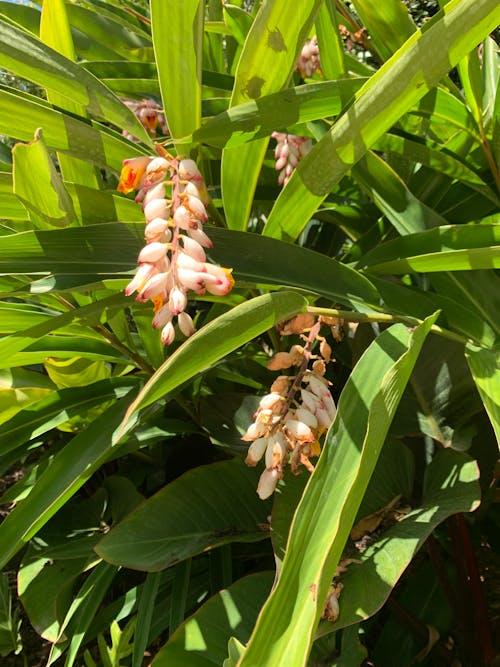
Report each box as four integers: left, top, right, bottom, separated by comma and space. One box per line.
309, 583, 317, 601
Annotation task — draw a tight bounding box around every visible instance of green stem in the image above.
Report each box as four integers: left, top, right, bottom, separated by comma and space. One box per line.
306, 306, 470, 346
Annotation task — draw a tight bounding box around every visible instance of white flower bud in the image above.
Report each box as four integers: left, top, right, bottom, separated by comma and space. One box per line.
178, 311, 195, 337
245, 437, 268, 466
256, 468, 280, 500
144, 198, 170, 222
138, 242, 168, 264
169, 286, 187, 315
161, 320, 175, 345
241, 422, 267, 442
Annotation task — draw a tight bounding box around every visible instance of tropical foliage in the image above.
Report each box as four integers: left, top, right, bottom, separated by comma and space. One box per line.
0, 0, 499, 665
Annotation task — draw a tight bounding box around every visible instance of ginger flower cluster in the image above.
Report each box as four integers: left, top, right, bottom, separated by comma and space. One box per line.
243, 317, 337, 500
296, 36, 321, 78
122, 98, 168, 141
271, 132, 312, 186
118, 151, 234, 345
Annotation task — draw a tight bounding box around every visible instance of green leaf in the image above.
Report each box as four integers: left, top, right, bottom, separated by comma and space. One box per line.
132, 572, 162, 667
238, 314, 438, 666
315, 1, 345, 80
47, 562, 117, 667
350, 0, 415, 61
117, 291, 307, 435
352, 151, 448, 235
0, 572, 21, 657
151, 572, 274, 667
263, 0, 500, 241
0, 395, 133, 569
465, 345, 500, 448
96, 458, 271, 571
194, 79, 365, 148
0, 18, 151, 144
12, 129, 77, 229
0, 85, 147, 172
40, 0, 101, 188
318, 450, 480, 634
373, 133, 499, 205
150, 0, 203, 150
222, 0, 323, 230
0, 378, 137, 458
358, 224, 500, 274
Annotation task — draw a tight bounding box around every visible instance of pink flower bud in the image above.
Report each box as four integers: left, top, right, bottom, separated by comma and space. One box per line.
144, 198, 170, 222
178, 158, 202, 182
145, 218, 170, 242
186, 226, 213, 248
142, 182, 166, 206
161, 321, 175, 345
173, 205, 199, 231
138, 242, 168, 264
168, 286, 187, 315
183, 194, 208, 222
125, 263, 156, 296
143, 157, 170, 187
152, 304, 172, 329
180, 235, 206, 262
177, 268, 207, 292
178, 311, 195, 337
140, 272, 168, 300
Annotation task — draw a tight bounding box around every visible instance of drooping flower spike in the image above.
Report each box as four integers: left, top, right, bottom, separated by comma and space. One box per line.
119, 147, 233, 345
244, 315, 341, 499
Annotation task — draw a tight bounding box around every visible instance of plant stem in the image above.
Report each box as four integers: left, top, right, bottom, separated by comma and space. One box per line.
306, 306, 470, 346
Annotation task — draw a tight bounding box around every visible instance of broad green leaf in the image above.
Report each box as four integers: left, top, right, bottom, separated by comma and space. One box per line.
0, 377, 137, 458
239, 314, 437, 666
0, 294, 133, 369
430, 270, 500, 339
352, 152, 448, 235
150, 0, 203, 150
359, 224, 500, 273
194, 80, 365, 148
0, 1, 122, 60
263, 0, 500, 241
317, 450, 480, 634
0, 222, 378, 305
0, 18, 151, 144
0, 395, 133, 569
465, 345, 500, 448
151, 572, 274, 667
374, 133, 499, 205
0, 172, 25, 220
0, 86, 147, 172
350, 0, 415, 61
222, 0, 323, 230
40, 0, 100, 188
117, 291, 307, 435
96, 458, 272, 571
315, 1, 345, 80
12, 129, 77, 229
0, 367, 54, 426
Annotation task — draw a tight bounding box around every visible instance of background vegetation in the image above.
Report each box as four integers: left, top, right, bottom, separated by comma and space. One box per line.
0, 0, 499, 665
